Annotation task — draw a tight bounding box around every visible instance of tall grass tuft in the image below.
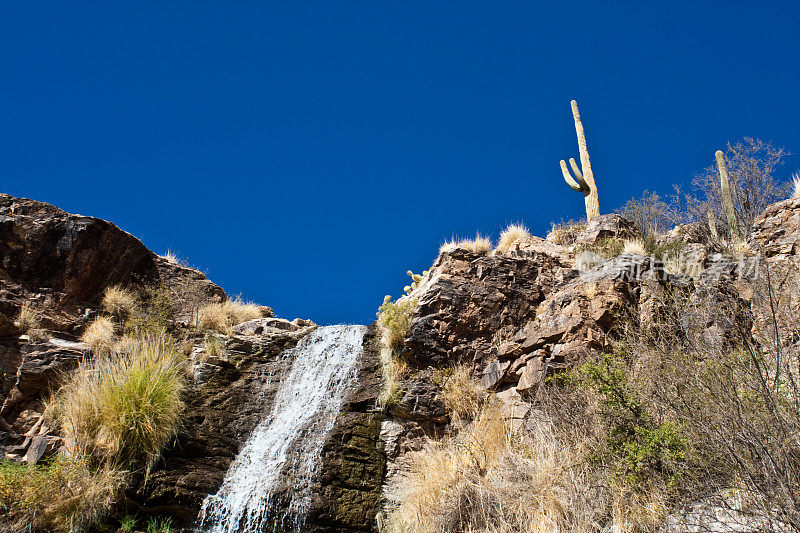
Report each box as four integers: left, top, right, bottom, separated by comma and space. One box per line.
81, 316, 116, 354
197, 299, 263, 333
622, 238, 647, 255
496, 223, 531, 253
52, 334, 185, 468
101, 286, 137, 319
792, 172, 800, 199
439, 235, 493, 255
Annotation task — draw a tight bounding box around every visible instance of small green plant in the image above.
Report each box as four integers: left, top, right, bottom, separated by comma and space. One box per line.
120, 514, 137, 532
147, 516, 173, 533
377, 296, 417, 353
125, 284, 175, 335
571, 351, 688, 487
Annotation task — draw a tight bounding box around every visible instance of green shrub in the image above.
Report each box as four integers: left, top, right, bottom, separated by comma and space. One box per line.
377, 295, 417, 353
572, 351, 688, 487
0, 456, 124, 533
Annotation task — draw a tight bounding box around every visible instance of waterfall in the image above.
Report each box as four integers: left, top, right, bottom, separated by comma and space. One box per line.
198, 324, 367, 533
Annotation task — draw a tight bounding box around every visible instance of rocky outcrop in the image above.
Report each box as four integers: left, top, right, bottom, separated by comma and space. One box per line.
0, 193, 226, 333
574, 213, 640, 244
752, 196, 800, 259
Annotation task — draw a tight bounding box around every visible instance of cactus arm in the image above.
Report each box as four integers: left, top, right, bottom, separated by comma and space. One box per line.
560, 160, 586, 192
715, 150, 740, 241
569, 157, 583, 181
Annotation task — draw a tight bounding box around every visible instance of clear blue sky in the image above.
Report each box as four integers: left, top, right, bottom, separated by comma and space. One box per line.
2, 2, 799, 325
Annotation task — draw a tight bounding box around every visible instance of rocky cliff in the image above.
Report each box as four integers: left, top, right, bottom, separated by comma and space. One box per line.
2, 193, 799, 532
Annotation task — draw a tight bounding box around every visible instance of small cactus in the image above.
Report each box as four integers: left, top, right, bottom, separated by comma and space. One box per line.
715, 150, 740, 243
404, 270, 430, 295
560, 100, 600, 221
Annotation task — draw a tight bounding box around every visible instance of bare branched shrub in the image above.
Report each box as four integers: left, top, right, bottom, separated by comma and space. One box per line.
616, 189, 689, 237
496, 223, 531, 253
690, 138, 791, 238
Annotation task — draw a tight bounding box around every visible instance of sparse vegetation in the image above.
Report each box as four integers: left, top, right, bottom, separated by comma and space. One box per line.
81, 316, 116, 354
496, 223, 531, 253
147, 516, 173, 533
547, 218, 586, 245
616, 190, 688, 237
439, 235, 493, 255
101, 286, 137, 319
793, 171, 800, 199
120, 514, 137, 532
124, 284, 175, 335
197, 298, 262, 333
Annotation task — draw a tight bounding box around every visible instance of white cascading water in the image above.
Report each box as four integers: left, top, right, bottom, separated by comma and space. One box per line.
198, 324, 367, 533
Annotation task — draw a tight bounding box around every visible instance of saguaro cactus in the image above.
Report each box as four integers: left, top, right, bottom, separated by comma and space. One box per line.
715, 150, 740, 242
560, 100, 600, 221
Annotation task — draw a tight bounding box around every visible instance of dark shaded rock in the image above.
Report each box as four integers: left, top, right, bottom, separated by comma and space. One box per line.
0, 193, 226, 333
392, 369, 448, 424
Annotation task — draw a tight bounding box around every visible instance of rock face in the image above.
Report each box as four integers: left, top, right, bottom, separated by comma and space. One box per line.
0, 193, 226, 333
0, 194, 228, 464
752, 196, 800, 259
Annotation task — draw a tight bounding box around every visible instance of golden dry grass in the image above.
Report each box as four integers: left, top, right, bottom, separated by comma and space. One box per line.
0, 455, 125, 533
439, 235, 493, 255
101, 286, 137, 318
81, 316, 116, 354
385, 403, 604, 533
547, 219, 587, 245
496, 223, 531, 253
51, 334, 185, 468
197, 299, 263, 333
623, 239, 647, 255
15, 302, 40, 332
440, 364, 485, 422
793, 172, 800, 199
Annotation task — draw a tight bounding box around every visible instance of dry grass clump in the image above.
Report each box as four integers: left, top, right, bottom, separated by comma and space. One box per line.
159, 250, 184, 265
496, 223, 531, 253
385, 403, 603, 532
101, 285, 137, 318
439, 235, 493, 255
51, 334, 185, 468
792, 172, 800, 199
547, 219, 587, 245
0, 455, 124, 533
440, 364, 485, 422
81, 316, 116, 354
15, 302, 40, 332
197, 298, 263, 333
622, 238, 647, 255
